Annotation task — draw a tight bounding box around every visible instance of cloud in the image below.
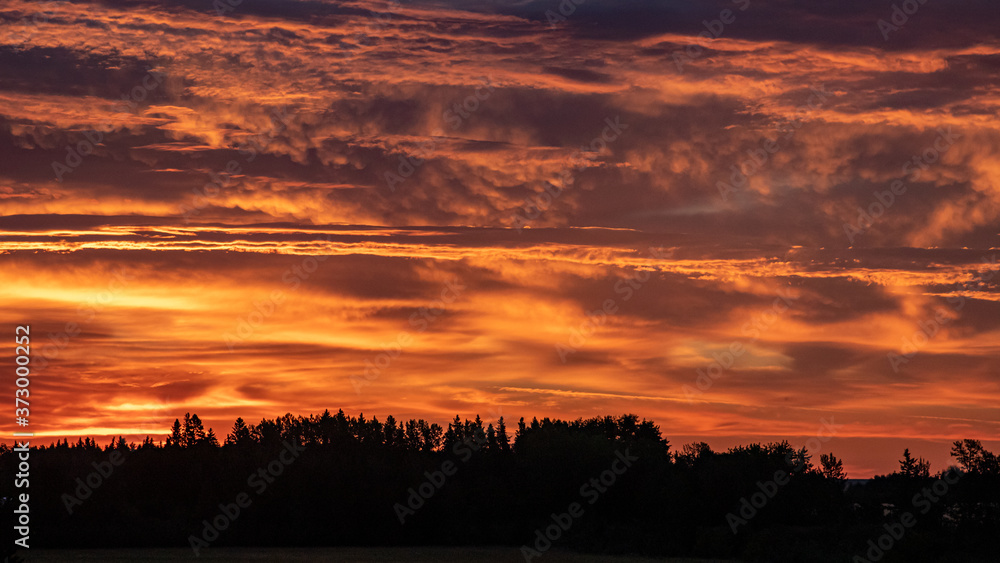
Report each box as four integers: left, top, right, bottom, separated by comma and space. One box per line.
1, 0, 998, 475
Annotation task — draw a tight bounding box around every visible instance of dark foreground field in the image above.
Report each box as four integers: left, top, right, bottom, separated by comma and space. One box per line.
20, 547, 737, 562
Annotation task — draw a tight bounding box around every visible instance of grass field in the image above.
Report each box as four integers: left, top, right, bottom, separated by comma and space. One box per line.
19, 547, 741, 562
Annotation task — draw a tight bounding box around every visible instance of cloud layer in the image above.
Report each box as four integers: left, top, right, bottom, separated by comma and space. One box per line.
2, 0, 999, 476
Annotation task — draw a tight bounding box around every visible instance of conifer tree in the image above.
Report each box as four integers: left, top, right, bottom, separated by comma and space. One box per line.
167, 418, 183, 447
226, 417, 252, 446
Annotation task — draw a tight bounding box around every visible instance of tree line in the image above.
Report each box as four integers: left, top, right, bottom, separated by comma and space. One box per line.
1, 410, 997, 562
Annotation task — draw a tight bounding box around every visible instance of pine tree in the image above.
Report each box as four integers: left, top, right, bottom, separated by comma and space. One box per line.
486, 423, 497, 451
404, 419, 421, 451
443, 415, 463, 450
190, 414, 207, 445
182, 413, 194, 447
950, 440, 998, 475
819, 453, 847, 481
792, 447, 814, 474
318, 409, 334, 445
226, 417, 252, 446
167, 418, 183, 448
497, 416, 511, 453
384, 415, 398, 447
899, 448, 930, 478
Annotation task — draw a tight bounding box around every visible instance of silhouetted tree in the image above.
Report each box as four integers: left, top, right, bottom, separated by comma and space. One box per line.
820, 452, 847, 481
2, 412, 996, 561
951, 439, 999, 475
791, 446, 814, 474
204, 428, 219, 447
497, 416, 510, 453
675, 441, 713, 467
226, 417, 253, 446
166, 418, 182, 447
109, 435, 130, 452
899, 448, 930, 478
486, 423, 498, 451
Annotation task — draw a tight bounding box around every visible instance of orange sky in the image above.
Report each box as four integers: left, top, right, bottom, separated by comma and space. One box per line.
1, 0, 999, 477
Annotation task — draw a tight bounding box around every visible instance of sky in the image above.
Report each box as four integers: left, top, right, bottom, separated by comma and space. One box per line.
1, 0, 999, 477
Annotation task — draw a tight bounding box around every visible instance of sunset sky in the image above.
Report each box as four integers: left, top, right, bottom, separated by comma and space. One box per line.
1, 0, 999, 477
